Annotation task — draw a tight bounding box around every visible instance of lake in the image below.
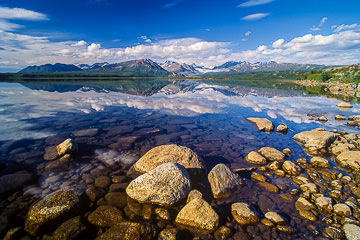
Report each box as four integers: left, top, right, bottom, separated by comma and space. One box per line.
0, 79, 359, 239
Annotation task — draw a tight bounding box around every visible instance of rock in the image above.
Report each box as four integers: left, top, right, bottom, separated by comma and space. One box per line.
295, 198, 317, 222
246, 151, 267, 165
276, 225, 296, 233
24, 190, 80, 235
267, 161, 281, 171
334, 204, 352, 217
214, 226, 232, 240
208, 164, 242, 199
72, 128, 98, 137
154, 207, 171, 221
336, 151, 360, 170
103, 192, 127, 208
258, 182, 279, 193
258, 147, 285, 162
264, 212, 286, 225
175, 198, 219, 234
293, 129, 336, 149
293, 176, 311, 185
315, 197, 333, 214
276, 125, 288, 133
45, 216, 85, 240
246, 117, 275, 133
88, 205, 124, 227
0, 171, 35, 194
343, 223, 360, 240
251, 172, 269, 182
95, 221, 155, 240
187, 189, 203, 203
158, 228, 179, 240
134, 144, 205, 175
3, 227, 22, 240
126, 162, 191, 206
56, 138, 78, 157
335, 115, 346, 121
318, 116, 328, 122
231, 202, 259, 225
323, 226, 344, 239
310, 157, 331, 168
337, 102, 353, 109
85, 186, 105, 202
44, 146, 59, 161
282, 161, 301, 175
94, 176, 111, 189
300, 183, 318, 193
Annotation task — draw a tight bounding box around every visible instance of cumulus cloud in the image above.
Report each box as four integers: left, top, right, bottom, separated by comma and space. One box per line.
238, 0, 275, 7
245, 31, 252, 36
241, 13, 269, 21
0, 6, 48, 20
272, 38, 284, 48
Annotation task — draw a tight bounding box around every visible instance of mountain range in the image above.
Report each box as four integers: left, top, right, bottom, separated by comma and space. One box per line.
18, 59, 331, 77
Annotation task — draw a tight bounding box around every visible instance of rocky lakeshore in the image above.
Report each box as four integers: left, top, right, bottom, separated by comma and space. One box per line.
0, 111, 360, 240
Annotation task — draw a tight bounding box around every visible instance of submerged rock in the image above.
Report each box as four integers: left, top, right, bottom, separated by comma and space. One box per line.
134, 144, 205, 175
265, 212, 286, 225
336, 151, 360, 170
175, 198, 219, 234
208, 164, 242, 199
88, 205, 124, 227
44, 216, 85, 240
95, 221, 155, 240
231, 202, 259, 225
0, 170, 35, 194
293, 129, 336, 149
126, 162, 191, 206
24, 190, 80, 235
246, 117, 275, 133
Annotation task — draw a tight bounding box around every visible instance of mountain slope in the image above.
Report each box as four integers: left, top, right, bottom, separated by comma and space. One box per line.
19, 63, 82, 73
159, 61, 200, 76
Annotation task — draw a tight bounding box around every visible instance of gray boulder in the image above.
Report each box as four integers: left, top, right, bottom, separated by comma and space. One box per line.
246, 117, 274, 133
208, 164, 242, 199
134, 144, 205, 175
126, 162, 191, 206
293, 129, 336, 149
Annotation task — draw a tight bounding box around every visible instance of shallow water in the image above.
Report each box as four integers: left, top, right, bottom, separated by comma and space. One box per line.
0, 79, 359, 239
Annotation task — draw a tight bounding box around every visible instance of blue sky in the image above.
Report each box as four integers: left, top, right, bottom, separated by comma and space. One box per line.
0, 0, 360, 72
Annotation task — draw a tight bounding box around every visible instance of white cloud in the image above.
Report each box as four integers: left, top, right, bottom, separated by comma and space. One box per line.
310, 17, 328, 31
238, 0, 275, 7
0, 6, 48, 20
332, 23, 360, 32
241, 13, 269, 21
272, 38, 284, 48
0, 19, 22, 31
72, 40, 87, 47
319, 17, 328, 27
139, 35, 152, 43
245, 31, 251, 36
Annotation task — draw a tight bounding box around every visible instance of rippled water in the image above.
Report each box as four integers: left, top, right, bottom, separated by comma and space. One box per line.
0, 79, 359, 239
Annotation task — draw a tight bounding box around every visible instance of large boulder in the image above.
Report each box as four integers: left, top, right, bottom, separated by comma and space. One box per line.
231, 202, 259, 225
293, 129, 336, 149
336, 151, 360, 170
134, 144, 205, 175
126, 162, 191, 206
175, 198, 219, 234
246, 117, 274, 133
24, 190, 80, 235
0, 170, 35, 194
208, 164, 242, 199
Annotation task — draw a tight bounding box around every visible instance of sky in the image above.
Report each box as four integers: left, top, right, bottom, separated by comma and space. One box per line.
0, 0, 360, 72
